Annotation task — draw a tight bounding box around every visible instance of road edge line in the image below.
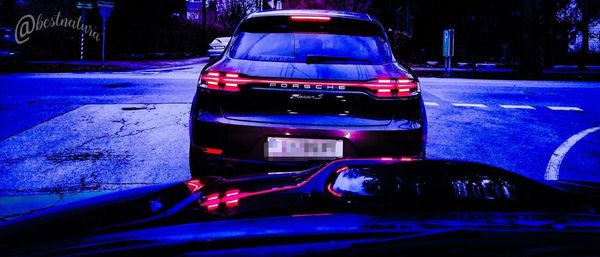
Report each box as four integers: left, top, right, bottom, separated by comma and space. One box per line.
545, 126, 600, 180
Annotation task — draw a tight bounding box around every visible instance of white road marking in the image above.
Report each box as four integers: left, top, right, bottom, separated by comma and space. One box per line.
499, 105, 535, 110
424, 102, 439, 106
544, 126, 600, 180
548, 106, 583, 111
452, 103, 487, 108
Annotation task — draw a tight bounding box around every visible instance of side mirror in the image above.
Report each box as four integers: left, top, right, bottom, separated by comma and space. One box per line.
331, 167, 380, 197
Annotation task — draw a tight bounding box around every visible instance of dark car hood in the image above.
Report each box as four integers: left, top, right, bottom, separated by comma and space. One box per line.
4, 160, 600, 256
210, 58, 414, 81
9, 213, 600, 257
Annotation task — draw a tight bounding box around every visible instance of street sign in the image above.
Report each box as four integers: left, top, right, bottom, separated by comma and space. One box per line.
76, 1, 93, 10
97, 1, 115, 67
98, 1, 115, 10
98, 1, 114, 21
76, 1, 93, 67
443, 29, 455, 76
443, 29, 455, 57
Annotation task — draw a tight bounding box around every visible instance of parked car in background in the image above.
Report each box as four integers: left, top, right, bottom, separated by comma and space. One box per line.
0, 27, 21, 69
207, 37, 231, 58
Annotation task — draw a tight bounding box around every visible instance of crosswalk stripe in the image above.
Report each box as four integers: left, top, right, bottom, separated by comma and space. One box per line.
423, 102, 584, 111
499, 105, 535, 110
452, 103, 487, 108
547, 106, 583, 111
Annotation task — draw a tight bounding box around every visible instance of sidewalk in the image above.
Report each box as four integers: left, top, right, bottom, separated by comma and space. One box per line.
411, 65, 600, 81
0, 192, 111, 222
4, 57, 209, 73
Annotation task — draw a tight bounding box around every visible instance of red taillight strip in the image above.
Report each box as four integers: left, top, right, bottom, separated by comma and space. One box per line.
335, 166, 348, 174
400, 157, 417, 161
290, 16, 331, 22
216, 77, 410, 88
202, 76, 417, 89
209, 164, 326, 210
201, 147, 223, 155
327, 183, 342, 197
381, 157, 417, 161
200, 72, 240, 92
185, 179, 204, 193
202, 70, 417, 92
223, 189, 240, 207
200, 158, 424, 211
200, 193, 221, 211
200, 72, 418, 97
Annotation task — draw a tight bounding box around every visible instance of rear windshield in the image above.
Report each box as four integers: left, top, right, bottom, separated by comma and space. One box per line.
229, 17, 393, 64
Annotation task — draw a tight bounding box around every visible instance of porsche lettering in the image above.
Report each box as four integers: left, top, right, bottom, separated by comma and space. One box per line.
269, 83, 346, 90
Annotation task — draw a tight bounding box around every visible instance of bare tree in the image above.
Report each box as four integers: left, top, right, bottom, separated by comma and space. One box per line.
331, 0, 373, 12
0, 0, 16, 24
519, 0, 542, 77
577, 0, 590, 69
216, 0, 259, 31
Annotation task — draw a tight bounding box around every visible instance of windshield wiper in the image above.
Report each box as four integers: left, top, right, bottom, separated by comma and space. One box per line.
305, 55, 373, 64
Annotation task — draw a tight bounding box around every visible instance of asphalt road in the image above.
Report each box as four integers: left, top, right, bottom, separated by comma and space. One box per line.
1, 62, 599, 219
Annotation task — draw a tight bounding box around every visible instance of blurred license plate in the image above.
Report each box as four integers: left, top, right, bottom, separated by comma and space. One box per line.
266, 137, 343, 161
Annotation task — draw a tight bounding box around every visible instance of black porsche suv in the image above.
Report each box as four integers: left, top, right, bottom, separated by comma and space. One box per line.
190, 10, 426, 177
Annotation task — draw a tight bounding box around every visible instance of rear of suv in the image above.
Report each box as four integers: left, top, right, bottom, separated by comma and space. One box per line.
190, 10, 426, 177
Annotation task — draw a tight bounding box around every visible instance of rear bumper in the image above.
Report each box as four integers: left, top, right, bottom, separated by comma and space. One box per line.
190, 110, 426, 172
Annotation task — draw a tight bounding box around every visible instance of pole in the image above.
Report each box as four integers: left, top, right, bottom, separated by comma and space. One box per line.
80, 9, 85, 68
445, 57, 452, 76
578, 0, 589, 70
442, 29, 454, 77
97, 1, 114, 69
202, 0, 207, 51
101, 22, 106, 67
